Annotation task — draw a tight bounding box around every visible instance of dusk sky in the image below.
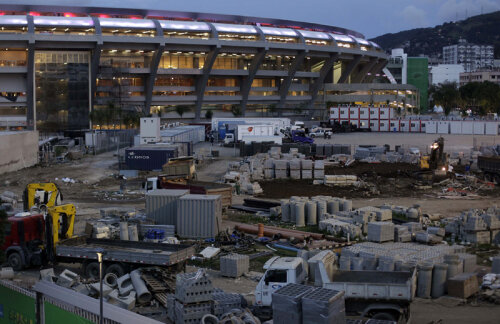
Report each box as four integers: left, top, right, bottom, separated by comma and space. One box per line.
3, 0, 500, 38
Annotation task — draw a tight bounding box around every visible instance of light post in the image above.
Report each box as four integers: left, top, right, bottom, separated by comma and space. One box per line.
96, 249, 105, 324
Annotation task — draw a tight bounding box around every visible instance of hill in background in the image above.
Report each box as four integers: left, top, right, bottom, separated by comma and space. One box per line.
370, 11, 500, 59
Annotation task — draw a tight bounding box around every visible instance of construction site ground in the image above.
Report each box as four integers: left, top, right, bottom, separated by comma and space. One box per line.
1, 136, 500, 323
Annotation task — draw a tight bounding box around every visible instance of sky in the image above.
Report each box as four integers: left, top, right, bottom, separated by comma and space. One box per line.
3, 0, 500, 38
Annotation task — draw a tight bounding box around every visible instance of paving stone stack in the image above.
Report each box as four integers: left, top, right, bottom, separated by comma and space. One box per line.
301, 159, 313, 179
289, 159, 301, 180
464, 213, 490, 244
212, 288, 242, 317
367, 222, 394, 243
274, 160, 288, 179
457, 253, 477, 273
170, 270, 213, 324
272, 283, 314, 324
314, 160, 325, 180
301, 288, 346, 324
264, 159, 275, 179
220, 254, 249, 278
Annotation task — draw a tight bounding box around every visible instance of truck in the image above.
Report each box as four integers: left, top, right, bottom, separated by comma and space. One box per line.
309, 128, 332, 139
253, 254, 415, 323
223, 124, 276, 144
478, 155, 500, 184
2, 213, 195, 277
240, 135, 283, 145
212, 117, 291, 139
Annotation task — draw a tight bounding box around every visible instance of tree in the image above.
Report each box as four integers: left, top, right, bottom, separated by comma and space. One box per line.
89, 109, 104, 129
204, 109, 213, 120
175, 105, 190, 117
431, 82, 460, 116
231, 105, 242, 117
459, 81, 500, 115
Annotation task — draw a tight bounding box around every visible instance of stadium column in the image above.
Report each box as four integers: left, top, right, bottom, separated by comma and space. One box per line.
337, 55, 362, 83
26, 15, 35, 130
90, 17, 102, 116
351, 57, 378, 83
240, 25, 267, 116
365, 59, 388, 83
278, 30, 307, 114
144, 20, 165, 115
306, 53, 340, 109
194, 22, 220, 121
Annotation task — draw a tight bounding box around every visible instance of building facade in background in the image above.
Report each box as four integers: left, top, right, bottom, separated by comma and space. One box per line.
429, 64, 464, 85
442, 39, 494, 72
459, 69, 500, 86
0, 2, 387, 132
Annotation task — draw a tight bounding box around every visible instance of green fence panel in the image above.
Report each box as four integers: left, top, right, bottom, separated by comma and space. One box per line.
0, 285, 36, 324
43, 302, 94, 324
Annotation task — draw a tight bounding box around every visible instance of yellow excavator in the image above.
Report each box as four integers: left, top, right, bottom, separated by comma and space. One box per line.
419, 137, 449, 178
23, 183, 76, 245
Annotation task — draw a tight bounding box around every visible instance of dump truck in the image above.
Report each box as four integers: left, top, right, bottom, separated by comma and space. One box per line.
252, 254, 415, 322
478, 155, 500, 184
1, 213, 196, 277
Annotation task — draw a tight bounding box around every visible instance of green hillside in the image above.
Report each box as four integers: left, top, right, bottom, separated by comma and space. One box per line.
370, 11, 500, 58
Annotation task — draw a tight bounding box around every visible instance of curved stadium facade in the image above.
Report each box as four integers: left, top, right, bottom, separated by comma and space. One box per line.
0, 3, 388, 131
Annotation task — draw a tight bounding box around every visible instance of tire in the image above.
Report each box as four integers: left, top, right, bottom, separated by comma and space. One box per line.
8, 252, 24, 271
84, 262, 103, 280
105, 263, 125, 278
372, 311, 398, 321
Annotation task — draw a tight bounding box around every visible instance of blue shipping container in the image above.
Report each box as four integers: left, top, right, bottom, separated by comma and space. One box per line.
125, 148, 177, 170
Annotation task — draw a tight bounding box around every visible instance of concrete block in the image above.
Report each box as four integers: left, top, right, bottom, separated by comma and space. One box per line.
272, 283, 315, 324
90, 282, 114, 297
59, 269, 80, 283
457, 253, 477, 273
117, 273, 134, 296
40, 268, 56, 282
447, 273, 479, 299
0, 267, 14, 279
465, 231, 490, 244
301, 288, 345, 324
73, 284, 91, 296
212, 290, 242, 317
174, 299, 212, 324
107, 290, 136, 310
492, 256, 500, 274
175, 270, 213, 303
220, 254, 250, 278
367, 222, 394, 243
427, 227, 445, 237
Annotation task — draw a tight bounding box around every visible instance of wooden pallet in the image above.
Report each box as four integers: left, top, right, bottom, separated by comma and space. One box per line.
142, 274, 167, 293
154, 292, 168, 307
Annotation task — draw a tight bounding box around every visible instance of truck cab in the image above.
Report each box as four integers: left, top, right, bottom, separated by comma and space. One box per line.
224, 133, 235, 145
254, 256, 307, 307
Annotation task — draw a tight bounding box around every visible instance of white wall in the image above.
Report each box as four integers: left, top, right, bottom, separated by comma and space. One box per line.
430, 64, 464, 85
0, 131, 38, 174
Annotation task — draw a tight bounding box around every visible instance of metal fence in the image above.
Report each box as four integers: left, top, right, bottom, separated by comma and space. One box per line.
86, 129, 138, 154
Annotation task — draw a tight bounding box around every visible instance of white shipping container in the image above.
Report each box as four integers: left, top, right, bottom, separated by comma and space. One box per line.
369, 120, 379, 131
330, 107, 340, 120
379, 120, 389, 132
369, 107, 379, 120
461, 121, 473, 134
425, 121, 437, 134
380, 107, 390, 119
349, 107, 359, 119
400, 120, 409, 132
358, 120, 369, 129
359, 107, 369, 119
340, 108, 349, 119
449, 121, 462, 134
212, 117, 290, 132
437, 121, 449, 134
350, 120, 359, 128
485, 122, 499, 135
140, 117, 161, 144
390, 120, 400, 132
473, 121, 485, 135
409, 120, 421, 133
236, 124, 275, 141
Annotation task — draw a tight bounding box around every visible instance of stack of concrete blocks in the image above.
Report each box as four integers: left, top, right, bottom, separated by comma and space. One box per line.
324, 175, 358, 186
220, 254, 250, 278
264, 159, 275, 179
170, 270, 213, 324
301, 159, 313, 179
367, 222, 394, 243
404, 222, 423, 233
482, 213, 500, 244
464, 212, 490, 244
320, 218, 363, 239
275, 160, 289, 179
314, 160, 325, 180
272, 283, 314, 324
457, 253, 477, 273
415, 232, 443, 244
289, 159, 301, 180
301, 288, 346, 324
394, 225, 412, 242
447, 273, 479, 299
308, 251, 337, 286
212, 288, 242, 317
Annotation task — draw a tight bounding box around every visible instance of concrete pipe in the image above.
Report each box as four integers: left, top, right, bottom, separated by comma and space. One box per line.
327, 200, 339, 214
316, 200, 327, 221
431, 263, 448, 298
306, 201, 317, 225
280, 200, 290, 222
128, 224, 139, 241
119, 222, 129, 240
417, 263, 433, 299
339, 256, 351, 270
295, 202, 306, 227
104, 273, 118, 288
130, 269, 152, 303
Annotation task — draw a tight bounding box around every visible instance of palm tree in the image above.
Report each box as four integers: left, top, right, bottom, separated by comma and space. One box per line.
175, 105, 190, 118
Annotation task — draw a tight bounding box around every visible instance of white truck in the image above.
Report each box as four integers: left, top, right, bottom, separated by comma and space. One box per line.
253, 253, 415, 323
310, 128, 333, 138
223, 124, 277, 144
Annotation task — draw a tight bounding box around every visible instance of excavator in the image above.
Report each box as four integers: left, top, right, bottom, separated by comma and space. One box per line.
22, 183, 76, 245
417, 137, 449, 181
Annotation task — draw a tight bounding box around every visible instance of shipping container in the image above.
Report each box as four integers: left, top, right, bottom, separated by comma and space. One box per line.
461, 121, 473, 134
425, 121, 437, 134
437, 121, 449, 134
140, 117, 161, 144
400, 120, 409, 132
485, 122, 499, 135
369, 107, 379, 120
329, 107, 340, 120
234, 124, 275, 141
349, 107, 359, 119
390, 120, 400, 132
369, 120, 379, 131
176, 194, 222, 239
379, 120, 389, 132
473, 122, 485, 135
213, 118, 290, 139
125, 146, 178, 171
158, 179, 233, 209
146, 189, 189, 226
358, 120, 369, 129
161, 125, 205, 144
450, 121, 462, 134
359, 107, 369, 119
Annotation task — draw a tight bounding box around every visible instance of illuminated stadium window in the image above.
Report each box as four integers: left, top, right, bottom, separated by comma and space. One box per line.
218, 33, 258, 42
35, 27, 95, 35
164, 31, 210, 40
260, 55, 295, 71
0, 49, 27, 67
101, 28, 155, 37
212, 54, 252, 70
207, 78, 240, 87
100, 50, 153, 69
152, 90, 195, 96
155, 76, 195, 87
264, 36, 297, 44
159, 52, 206, 69
204, 90, 240, 96
0, 26, 27, 34
305, 39, 329, 46
248, 90, 279, 96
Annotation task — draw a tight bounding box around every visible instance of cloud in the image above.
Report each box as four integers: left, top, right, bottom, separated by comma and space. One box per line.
438, 0, 500, 21
401, 5, 429, 28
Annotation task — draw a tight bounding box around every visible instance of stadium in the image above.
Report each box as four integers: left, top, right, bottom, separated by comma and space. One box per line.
0, 2, 389, 131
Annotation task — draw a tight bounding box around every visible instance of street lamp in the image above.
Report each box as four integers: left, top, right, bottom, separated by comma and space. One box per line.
95, 248, 106, 324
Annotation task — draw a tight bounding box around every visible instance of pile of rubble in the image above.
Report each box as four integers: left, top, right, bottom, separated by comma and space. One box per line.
442, 207, 500, 244
480, 256, 500, 304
